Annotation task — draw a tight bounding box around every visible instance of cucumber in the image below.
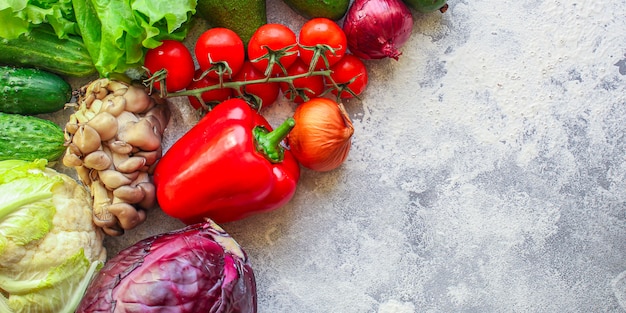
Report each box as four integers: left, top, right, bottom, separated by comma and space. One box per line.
0, 26, 96, 78
0, 112, 66, 162
282, 0, 350, 21
0, 66, 72, 115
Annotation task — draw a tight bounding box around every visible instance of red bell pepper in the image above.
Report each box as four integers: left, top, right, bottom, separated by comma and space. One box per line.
153, 98, 300, 224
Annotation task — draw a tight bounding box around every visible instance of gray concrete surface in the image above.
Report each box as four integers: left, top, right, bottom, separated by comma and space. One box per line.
55, 0, 626, 311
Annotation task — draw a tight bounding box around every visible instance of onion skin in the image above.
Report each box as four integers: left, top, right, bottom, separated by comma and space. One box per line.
343, 0, 414, 60
288, 98, 354, 172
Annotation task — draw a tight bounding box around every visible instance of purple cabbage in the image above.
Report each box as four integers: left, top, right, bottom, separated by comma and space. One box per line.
76, 221, 257, 313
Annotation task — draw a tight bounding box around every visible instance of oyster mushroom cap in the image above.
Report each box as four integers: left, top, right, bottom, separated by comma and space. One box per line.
83, 150, 113, 171
144, 104, 171, 134
115, 156, 146, 174
123, 85, 154, 113
117, 119, 162, 152
98, 169, 134, 190
73, 125, 102, 155
116, 111, 141, 133
107, 140, 134, 155
101, 96, 127, 116
113, 185, 145, 204
107, 203, 147, 230
87, 112, 119, 141
105, 80, 130, 94
137, 182, 157, 209
62, 147, 83, 167
134, 149, 161, 166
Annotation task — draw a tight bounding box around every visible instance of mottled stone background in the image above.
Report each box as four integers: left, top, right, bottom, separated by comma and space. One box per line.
93, 0, 626, 312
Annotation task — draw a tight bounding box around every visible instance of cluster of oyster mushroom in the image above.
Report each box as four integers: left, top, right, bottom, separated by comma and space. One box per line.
63, 78, 170, 236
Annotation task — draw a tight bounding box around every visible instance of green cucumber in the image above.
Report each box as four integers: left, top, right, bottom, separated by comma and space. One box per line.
0, 66, 72, 115
196, 0, 267, 45
0, 26, 96, 77
282, 0, 350, 21
0, 112, 66, 162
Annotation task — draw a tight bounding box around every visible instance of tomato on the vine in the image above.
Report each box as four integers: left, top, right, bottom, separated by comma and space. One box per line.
329, 54, 368, 99
298, 18, 347, 71
195, 28, 245, 79
186, 69, 233, 110
144, 40, 195, 92
248, 23, 299, 76
279, 58, 325, 104
231, 61, 280, 109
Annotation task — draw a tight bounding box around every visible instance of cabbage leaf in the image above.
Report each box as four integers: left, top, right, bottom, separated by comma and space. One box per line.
0, 159, 58, 253
0, 159, 106, 313
0, 250, 102, 313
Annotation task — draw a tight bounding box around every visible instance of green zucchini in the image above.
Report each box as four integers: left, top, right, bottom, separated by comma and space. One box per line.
0, 112, 66, 162
0, 66, 72, 115
0, 26, 96, 77
282, 0, 350, 21
402, 0, 448, 13
196, 0, 267, 45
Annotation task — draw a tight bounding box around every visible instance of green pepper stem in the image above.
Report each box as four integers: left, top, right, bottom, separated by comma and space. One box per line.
254, 117, 295, 163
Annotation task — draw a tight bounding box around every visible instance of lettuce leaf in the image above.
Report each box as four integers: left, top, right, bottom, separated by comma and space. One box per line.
73, 0, 196, 77
0, 0, 78, 39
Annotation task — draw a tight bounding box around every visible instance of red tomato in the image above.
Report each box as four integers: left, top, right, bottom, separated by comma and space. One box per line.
248, 23, 298, 76
195, 28, 245, 79
329, 54, 368, 99
231, 61, 280, 109
186, 69, 233, 110
144, 40, 195, 92
298, 18, 347, 71
279, 58, 325, 104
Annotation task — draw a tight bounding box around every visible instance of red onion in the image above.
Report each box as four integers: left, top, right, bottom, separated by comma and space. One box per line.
343, 0, 414, 60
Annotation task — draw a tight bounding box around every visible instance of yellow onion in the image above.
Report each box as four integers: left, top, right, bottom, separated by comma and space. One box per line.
288, 98, 354, 172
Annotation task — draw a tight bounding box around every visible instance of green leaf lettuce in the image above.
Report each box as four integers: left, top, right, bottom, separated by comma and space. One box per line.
0, 0, 78, 39
0, 0, 197, 77
73, 0, 197, 77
